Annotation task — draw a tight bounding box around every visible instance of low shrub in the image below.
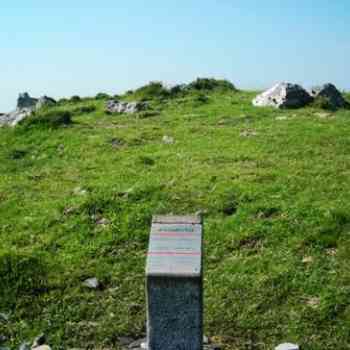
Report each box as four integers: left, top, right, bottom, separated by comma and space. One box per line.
73, 105, 97, 115
21, 109, 72, 128
95, 92, 110, 100
188, 78, 236, 91
133, 81, 170, 100
70, 95, 81, 103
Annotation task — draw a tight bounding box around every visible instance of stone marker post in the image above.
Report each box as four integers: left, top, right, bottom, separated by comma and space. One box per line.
146, 215, 203, 350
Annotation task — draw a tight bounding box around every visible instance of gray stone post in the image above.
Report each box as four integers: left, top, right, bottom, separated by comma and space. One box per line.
146, 215, 203, 350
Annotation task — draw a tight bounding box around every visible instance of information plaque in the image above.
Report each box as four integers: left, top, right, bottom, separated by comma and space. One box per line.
146, 215, 203, 350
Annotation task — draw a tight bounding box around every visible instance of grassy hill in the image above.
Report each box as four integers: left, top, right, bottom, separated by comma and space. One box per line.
1, 82, 350, 350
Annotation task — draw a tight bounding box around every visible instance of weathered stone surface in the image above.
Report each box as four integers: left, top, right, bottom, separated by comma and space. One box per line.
36, 96, 56, 110
31, 346, 51, 350
19, 342, 31, 350
17, 92, 38, 109
105, 100, 148, 114
0, 93, 56, 127
253, 82, 313, 109
275, 343, 299, 350
31, 334, 46, 349
83, 277, 99, 289
310, 83, 348, 110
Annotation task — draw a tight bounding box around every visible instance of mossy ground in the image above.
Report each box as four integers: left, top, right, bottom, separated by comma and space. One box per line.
1, 88, 350, 350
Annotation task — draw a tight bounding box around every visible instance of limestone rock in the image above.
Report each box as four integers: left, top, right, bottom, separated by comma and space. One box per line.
31, 346, 51, 350
17, 92, 38, 109
0, 93, 56, 127
106, 100, 148, 114
83, 277, 99, 289
19, 342, 31, 350
36, 96, 56, 110
275, 343, 299, 350
253, 82, 313, 109
31, 334, 46, 349
310, 83, 348, 110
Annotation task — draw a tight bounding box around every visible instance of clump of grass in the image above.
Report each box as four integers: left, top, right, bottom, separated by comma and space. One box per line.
312, 96, 336, 111
0, 251, 49, 308
20, 109, 72, 129
72, 105, 97, 115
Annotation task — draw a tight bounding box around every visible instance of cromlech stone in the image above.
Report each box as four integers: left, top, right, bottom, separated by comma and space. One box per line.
105, 100, 148, 114
253, 82, 313, 109
146, 215, 203, 350
310, 83, 348, 110
0, 92, 56, 127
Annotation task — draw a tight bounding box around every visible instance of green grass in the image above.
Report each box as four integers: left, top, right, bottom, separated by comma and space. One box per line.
1, 87, 350, 350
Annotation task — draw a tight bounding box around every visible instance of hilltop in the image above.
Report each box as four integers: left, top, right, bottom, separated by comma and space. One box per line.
1, 79, 350, 350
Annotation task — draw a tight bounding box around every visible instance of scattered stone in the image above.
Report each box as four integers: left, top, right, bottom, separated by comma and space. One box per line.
19, 342, 31, 350
253, 82, 313, 109
162, 135, 174, 144
96, 217, 110, 226
306, 297, 320, 308
302, 256, 313, 264
31, 334, 46, 349
35, 96, 56, 110
315, 112, 332, 119
73, 187, 87, 196
83, 277, 100, 289
117, 337, 135, 346
310, 83, 348, 110
275, 116, 288, 121
275, 344, 299, 350
105, 100, 148, 114
0, 335, 7, 344
32, 346, 51, 350
240, 129, 258, 137
0, 313, 9, 323
111, 138, 123, 148
128, 338, 146, 349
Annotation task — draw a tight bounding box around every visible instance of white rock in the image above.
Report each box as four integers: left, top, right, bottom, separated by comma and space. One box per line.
253, 82, 313, 109
83, 277, 99, 289
32, 346, 51, 350
162, 135, 174, 144
275, 343, 299, 350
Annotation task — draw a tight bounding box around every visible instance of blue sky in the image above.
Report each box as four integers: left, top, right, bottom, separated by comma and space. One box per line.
0, 0, 349, 111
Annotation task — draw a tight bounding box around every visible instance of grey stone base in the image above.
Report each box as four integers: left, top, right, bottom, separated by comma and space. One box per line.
124, 337, 221, 350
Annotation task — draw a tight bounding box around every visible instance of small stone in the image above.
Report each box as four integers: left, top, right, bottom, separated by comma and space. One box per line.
276, 116, 288, 121
240, 129, 257, 137
0, 313, 9, 322
83, 277, 99, 289
162, 135, 174, 144
128, 338, 146, 349
32, 346, 51, 350
96, 218, 110, 226
306, 297, 320, 308
302, 256, 313, 264
73, 187, 87, 196
275, 343, 299, 350
117, 337, 135, 346
31, 334, 46, 349
0, 335, 7, 344
19, 342, 31, 350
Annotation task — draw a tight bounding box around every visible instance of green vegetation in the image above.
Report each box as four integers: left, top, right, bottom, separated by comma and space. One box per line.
19, 109, 72, 129
1, 83, 350, 350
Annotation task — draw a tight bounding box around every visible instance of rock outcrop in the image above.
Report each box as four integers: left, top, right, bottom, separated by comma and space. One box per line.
310, 83, 348, 110
105, 100, 148, 114
253, 82, 313, 109
0, 93, 56, 127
